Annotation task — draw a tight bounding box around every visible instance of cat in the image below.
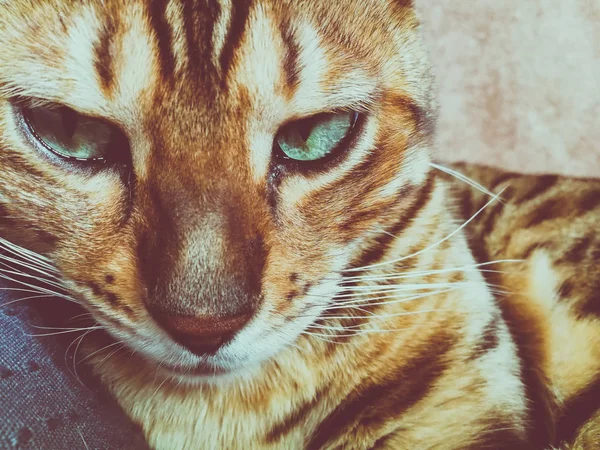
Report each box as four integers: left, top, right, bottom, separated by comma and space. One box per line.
0, 0, 598, 449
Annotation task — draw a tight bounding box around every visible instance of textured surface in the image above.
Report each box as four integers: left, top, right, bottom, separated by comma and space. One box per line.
0, 290, 149, 450
417, 0, 600, 177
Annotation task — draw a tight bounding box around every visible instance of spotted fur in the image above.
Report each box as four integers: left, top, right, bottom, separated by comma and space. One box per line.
0, 1, 598, 449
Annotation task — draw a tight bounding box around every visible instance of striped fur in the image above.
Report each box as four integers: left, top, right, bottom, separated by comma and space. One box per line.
0, 1, 598, 449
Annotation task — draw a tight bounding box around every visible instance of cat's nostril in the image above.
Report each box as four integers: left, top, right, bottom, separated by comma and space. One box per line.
160, 312, 252, 356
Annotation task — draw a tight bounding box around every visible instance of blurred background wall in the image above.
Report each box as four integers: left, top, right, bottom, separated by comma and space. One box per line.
415, 0, 600, 178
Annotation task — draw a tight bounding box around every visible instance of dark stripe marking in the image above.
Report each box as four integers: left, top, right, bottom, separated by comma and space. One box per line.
265, 388, 328, 444
182, 0, 220, 84
149, 0, 176, 80
387, 94, 434, 140
467, 314, 501, 361
307, 331, 454, 450
94, 12, 117, 93
519, 240, 555, 260
219, 0, 253, 82
579, 276, 600, 316
468, 237, 556, 447
555, 374, 600, 446
580, 189, 600, 211
349, 173, 435, 271
480, 190, 511, 236
488, 172, 520, 192
524, 189, 600, 230
558, 233, 593, 264
280, 16, 301, 93
514, 175, 558, 204
522, 198, 561, 229
463, 425, 529, 450
498, 303, 556, 447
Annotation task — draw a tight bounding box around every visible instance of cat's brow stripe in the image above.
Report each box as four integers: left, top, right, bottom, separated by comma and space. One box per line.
149, 0, 176, 80
181, 0, 220, 81
94, 10, 118, 94
218, 0, 252, 82
279, 15, 300, 95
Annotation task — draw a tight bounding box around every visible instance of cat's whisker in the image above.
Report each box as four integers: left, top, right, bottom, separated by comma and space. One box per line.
30, 324, 100, 331
149, 375, 170, 404
76, 427, 90, 450
327, 287, 457, 309
0, 236, 56, 270
342, 188, 508, 273
0, 254, 62, 280
332, 281, 467, 295
429, 162, 501, 199
25, 325, 103, 337
0, 293, 55, 307
299, 331, 355, 345
308, 282, 466, 302
0, 265, 67, 290
0, 286, 50, 296
303, 325, 416, 339
94, 343, 127, 367
78, 340, 127, 364
312, 309, 449, 324
68, 312, 95, 323
0, 272, 81, 305
273, 328, 307, 353
305, 318, 434, 337
72, 327, 97, 383
338, 259, 523, 283
65, 328, 96, 386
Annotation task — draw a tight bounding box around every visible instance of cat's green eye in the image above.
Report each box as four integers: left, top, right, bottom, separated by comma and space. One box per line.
22, 105, 114, 161
275, 111, 357, 162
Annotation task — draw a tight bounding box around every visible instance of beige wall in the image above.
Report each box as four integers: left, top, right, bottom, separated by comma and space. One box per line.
415, 0, 600, 178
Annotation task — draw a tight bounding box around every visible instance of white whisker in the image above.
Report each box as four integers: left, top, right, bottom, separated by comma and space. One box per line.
0, 254, 61, 280
0, 272, 80, 305
0, 237, 55, 269
326, 287, 457, 310
313, 309, 448, 324
25, 326, 102, 337
343, 188, 507, 273
76, 428, 90, 450
0, 266, 66, 291
340, 259, 523, 283
430, 162, 500, 199
0, 293, 55, 307
79, 340, 125, 364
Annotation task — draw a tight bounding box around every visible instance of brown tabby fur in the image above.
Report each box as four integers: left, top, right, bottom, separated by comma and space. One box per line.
0, 0, 598, 449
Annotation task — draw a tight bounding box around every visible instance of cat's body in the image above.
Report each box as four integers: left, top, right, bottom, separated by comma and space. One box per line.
0, 1, 598, 449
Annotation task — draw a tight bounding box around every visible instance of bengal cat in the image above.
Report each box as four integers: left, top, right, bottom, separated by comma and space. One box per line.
0, 1, 598, 449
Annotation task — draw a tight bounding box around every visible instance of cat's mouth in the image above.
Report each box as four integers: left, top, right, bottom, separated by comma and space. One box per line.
159, 360, 229, 378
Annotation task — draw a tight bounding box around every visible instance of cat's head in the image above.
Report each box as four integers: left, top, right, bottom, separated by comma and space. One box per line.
0, 0, 436, 380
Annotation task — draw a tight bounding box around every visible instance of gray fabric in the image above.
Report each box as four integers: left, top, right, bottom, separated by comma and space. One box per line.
0, 287, 149, 450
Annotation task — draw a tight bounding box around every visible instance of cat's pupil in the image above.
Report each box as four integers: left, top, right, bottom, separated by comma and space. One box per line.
297, 118, 313, 142
60, 107, 77, 140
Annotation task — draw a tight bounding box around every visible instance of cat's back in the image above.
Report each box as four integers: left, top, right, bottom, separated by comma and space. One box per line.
444, 162, 600, 449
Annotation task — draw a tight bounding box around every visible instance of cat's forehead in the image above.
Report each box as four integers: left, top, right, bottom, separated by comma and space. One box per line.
0, 0, 412, 118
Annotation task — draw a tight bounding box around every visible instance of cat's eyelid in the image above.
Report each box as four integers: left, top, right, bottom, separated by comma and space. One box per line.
11, 96, 57, 110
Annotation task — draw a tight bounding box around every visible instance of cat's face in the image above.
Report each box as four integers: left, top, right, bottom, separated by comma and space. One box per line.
0, 0, 435, 380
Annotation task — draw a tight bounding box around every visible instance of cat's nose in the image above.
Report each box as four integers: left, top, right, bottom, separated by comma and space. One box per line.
160, 313, 252, 356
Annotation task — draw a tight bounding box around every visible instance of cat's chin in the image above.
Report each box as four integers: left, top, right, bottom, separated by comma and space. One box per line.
155, 359, 263, 387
